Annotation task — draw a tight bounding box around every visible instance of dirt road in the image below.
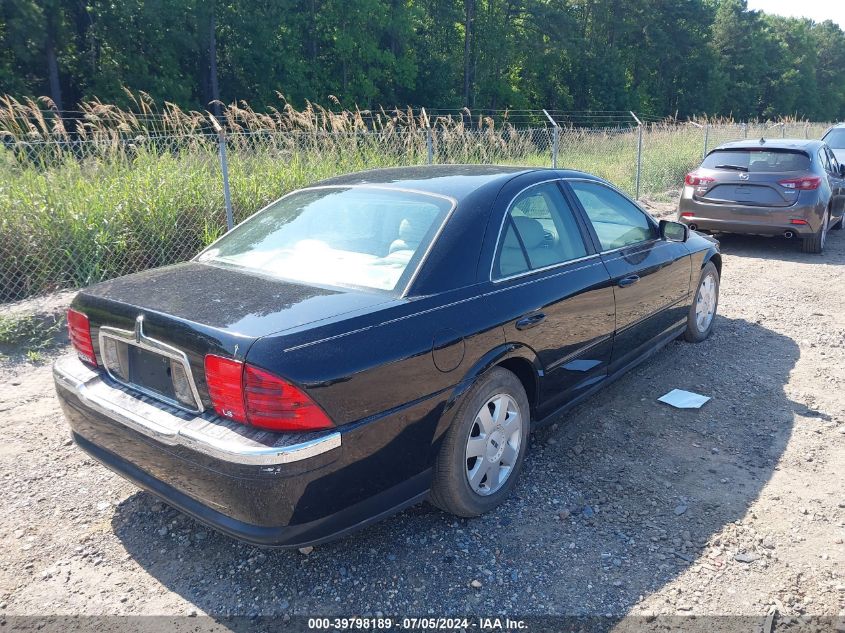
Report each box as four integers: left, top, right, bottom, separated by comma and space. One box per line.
0, 224, 843, 625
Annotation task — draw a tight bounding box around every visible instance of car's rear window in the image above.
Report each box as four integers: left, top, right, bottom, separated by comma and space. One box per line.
823, 128, 845, 149
196, 187, 454, 292
701, 150, 810, 172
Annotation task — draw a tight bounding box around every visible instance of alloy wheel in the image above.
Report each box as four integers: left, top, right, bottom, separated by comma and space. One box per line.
465, 393, 522, 496
695, 274, 717, 333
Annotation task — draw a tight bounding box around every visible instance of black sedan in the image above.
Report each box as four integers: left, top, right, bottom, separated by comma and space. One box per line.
54, 166, 722, 547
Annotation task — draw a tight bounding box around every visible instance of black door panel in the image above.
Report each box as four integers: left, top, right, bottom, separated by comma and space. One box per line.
601, 240, 691, 369
486, 256, 615, 414
564, 179, 692, 372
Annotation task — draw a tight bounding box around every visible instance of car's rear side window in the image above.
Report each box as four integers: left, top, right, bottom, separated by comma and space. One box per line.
494, 182, 588, 279
700, 150, 810, 172
196, 187, 453, 292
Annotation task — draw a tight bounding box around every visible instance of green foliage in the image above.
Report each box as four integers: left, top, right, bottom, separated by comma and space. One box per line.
0, 312, 63, 353
2, 0, 845, 119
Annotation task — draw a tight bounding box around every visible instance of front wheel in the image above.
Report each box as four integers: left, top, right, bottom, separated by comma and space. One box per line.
684, 261, 719, 343
429, 367, 530, 517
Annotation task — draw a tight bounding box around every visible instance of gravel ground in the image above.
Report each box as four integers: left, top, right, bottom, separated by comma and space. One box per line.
0, 217, 844, 626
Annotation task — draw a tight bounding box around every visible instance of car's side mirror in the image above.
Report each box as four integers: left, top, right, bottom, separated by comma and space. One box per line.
660, 219, 689, 242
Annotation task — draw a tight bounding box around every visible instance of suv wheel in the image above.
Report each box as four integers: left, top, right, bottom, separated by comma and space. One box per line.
801, 210, 829, 254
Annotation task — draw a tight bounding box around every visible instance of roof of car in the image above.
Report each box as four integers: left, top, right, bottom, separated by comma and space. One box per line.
311, 165, 602, 200
713, 138, 825, 152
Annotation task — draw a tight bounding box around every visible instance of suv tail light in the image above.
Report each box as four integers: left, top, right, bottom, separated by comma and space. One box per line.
684, 172, 715, 187
67, 309, 97, 366
778, 176, 821, 190
204, 355, 334, 432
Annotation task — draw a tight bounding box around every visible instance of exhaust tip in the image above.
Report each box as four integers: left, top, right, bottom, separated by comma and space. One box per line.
784, 230, 794, 239
688, 223, 697, 231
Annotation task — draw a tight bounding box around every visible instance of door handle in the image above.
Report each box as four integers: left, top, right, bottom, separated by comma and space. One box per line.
516, 312, 546, 330
617, 275, 640, 288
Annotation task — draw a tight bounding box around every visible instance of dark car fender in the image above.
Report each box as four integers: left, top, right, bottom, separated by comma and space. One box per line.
427, 342, 542, 461
686, 233, 722, 289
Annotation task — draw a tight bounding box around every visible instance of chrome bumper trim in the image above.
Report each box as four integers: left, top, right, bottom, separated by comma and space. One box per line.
53, 355, 341, 466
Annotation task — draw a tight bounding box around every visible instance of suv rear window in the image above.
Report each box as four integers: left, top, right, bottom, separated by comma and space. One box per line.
701, 150, 810, 172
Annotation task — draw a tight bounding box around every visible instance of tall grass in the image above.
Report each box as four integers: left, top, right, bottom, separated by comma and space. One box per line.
0, 94, 830, 302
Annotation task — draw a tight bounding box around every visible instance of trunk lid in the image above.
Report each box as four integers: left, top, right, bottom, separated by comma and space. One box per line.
73, 262, 397, 410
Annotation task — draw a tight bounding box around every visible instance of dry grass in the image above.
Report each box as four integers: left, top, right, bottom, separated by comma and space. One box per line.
0, 93, 832, 302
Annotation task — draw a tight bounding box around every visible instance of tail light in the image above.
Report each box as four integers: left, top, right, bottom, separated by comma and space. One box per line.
779, 176, 821, 190
67, 309, 97, 366
685, 172, 715, 187
790, 219, 809, 225
680, 212, 694, 218
204, 355, 334, 432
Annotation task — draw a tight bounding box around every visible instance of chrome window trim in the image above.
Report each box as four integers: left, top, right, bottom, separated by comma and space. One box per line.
489, 178, 590, 283
600, 237, 663, 258
193, 184, 458, 300
491, 253, 602, 285
98, 325, 205, 414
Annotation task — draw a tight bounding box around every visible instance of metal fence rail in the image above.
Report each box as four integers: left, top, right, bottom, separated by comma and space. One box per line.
0, 119, 833, 304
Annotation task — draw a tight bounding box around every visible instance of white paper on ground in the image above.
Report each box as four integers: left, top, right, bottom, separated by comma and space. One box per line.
658, 389, 711, 409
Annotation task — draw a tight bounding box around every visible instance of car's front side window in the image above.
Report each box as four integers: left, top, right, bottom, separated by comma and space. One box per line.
493, 182, 588, 279
819, 149, 832, 173
196, 187, 453, 292
825, 147, 840, 174
568, 181, 657, 251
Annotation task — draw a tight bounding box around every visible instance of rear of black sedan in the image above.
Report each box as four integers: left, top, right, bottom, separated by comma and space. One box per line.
55, 165, 721, 547
54, 166, 524, 547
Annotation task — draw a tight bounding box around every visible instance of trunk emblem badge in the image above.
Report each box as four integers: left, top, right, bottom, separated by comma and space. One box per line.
134, 315, 145, 343
739, 173, 749, 180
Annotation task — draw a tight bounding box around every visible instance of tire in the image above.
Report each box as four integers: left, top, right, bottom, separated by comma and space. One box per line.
832, 212, 844, 230
429, 367, 530, 517
684, 261, 719, 343
800, 210, 828, 254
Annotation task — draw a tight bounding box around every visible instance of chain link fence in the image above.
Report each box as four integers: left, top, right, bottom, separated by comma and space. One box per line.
0, 118, 833, 304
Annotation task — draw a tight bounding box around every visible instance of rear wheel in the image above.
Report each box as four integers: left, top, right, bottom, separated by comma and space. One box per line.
684, 262, 719, 343
801, 210, 829, 254
429, 368, 530, 517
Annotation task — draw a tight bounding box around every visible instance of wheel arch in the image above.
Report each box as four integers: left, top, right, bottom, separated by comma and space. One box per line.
445, 343, 542, 421
704, 251, 722, 276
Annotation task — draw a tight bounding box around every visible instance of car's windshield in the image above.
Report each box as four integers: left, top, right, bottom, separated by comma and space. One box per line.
701, 150, 810, 172
196, 187, 454, 292
823, 128, 845, 149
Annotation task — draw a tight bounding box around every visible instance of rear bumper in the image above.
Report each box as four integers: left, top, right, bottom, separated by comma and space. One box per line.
677, 214, 817, 237
53, 356, 436, 547
677, 187, 824, 236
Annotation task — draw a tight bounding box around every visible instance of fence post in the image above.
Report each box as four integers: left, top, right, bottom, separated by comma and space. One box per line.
209, 115, 235, 231
421, 107, 433, 165
805, 123, 809, 139
543, 109, 559, 168
218, 132, 235, 231
630, 111, 643, 200
781, 122, 786, 138
703, 123, 709, 159
743, 123, 748, 139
